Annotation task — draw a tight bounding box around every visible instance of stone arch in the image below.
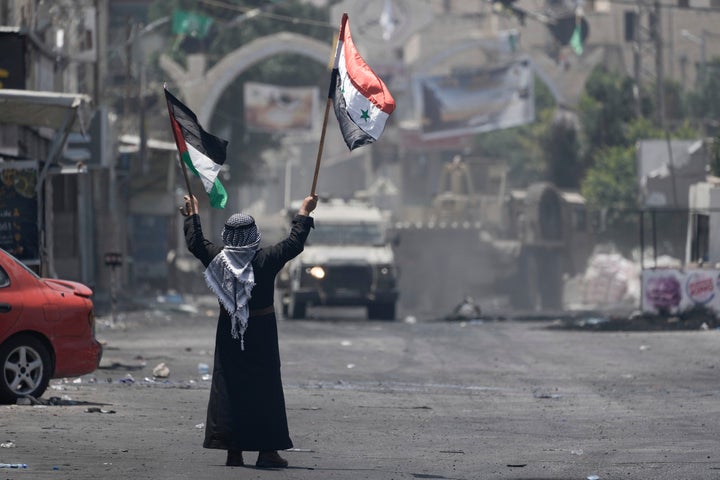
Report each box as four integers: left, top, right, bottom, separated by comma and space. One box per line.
160, 32, 332, 126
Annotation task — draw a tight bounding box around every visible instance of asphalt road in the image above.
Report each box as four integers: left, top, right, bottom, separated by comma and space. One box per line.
2, 301, 719, 480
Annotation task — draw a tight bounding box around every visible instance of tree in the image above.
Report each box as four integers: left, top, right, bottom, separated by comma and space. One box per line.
686, 58, 720, 137
578, 66, 638, 154
473, 75, 556, 188
580, 145, 638, 247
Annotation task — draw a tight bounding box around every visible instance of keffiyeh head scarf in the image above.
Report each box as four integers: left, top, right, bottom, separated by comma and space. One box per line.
204, 213, 261, 350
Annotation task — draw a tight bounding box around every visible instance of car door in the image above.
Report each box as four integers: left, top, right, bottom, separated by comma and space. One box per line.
0, 264, 22, 339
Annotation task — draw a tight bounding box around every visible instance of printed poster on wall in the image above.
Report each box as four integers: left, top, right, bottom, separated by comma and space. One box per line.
642, 268, 720, 315
244, 82, 318, 133
0, 161, 39, 262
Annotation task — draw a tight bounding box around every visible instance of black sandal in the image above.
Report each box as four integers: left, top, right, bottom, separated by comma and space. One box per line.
226, 450, 244, 467
256, 451, 288, 468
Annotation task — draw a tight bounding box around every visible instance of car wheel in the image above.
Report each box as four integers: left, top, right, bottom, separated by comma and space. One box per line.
288, 295, 306, 319
367, 302, 396, 321
0, 335, 53, 404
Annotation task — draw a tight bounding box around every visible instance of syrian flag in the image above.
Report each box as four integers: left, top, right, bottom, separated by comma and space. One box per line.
164, 85, 228, 209
330, 13, 396, 151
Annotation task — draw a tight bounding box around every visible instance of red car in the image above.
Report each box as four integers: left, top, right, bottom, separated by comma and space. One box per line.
0, 248, 102, 404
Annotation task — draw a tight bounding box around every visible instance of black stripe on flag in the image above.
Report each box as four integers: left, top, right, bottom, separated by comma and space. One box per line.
330, 69, 376, 151
166, 89, 228, 165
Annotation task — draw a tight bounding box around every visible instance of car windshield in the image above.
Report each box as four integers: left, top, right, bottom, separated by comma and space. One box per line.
311, 222, 385, 246
1, 248, 40, 279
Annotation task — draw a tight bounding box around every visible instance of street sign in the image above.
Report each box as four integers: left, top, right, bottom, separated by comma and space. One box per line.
104, 252, 123, 267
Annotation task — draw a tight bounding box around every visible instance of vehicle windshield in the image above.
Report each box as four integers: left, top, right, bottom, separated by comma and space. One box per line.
311, 222, 385, 246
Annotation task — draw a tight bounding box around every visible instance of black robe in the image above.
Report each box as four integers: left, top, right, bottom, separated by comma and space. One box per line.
184, 213, 314, 451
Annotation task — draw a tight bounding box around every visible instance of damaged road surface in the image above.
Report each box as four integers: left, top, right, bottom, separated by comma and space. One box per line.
1, 307, 720, 479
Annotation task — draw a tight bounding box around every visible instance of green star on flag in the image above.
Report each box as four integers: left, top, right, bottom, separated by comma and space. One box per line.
360, 109, 370, 121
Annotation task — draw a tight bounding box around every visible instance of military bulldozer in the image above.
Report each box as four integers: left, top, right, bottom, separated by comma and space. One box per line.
390, 156, 592, 320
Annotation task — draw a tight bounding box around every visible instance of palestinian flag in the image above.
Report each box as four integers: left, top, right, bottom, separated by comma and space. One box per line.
164, 85, 228, 209
330, 13, 396, 151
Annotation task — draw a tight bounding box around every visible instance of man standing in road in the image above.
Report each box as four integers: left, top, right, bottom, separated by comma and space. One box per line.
182, 193, 317, 468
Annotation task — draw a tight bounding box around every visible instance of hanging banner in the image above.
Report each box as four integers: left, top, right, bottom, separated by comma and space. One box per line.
414, 57, 534, 140
0, 161, 39, 262
244, 82, 318, 133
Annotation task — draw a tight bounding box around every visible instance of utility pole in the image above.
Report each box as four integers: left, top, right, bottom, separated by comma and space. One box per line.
124, 18, 133, 127
631, 0, 660, 119
653, 0, 665, 127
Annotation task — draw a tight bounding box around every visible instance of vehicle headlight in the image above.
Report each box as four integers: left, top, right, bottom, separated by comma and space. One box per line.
376, 264, 394, 276
307, 266, 326, 279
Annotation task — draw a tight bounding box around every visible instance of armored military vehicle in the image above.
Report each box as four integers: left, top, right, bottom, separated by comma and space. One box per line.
278, 198, 399, 320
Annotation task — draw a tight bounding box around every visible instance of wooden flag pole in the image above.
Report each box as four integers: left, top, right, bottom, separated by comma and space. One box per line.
165, 83, 196, 215
310, 97, 332, 196
178, 155, 197, 217
310, 29, 341, 197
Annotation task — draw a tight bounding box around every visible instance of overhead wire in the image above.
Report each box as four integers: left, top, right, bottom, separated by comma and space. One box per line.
198, 0, 336, 29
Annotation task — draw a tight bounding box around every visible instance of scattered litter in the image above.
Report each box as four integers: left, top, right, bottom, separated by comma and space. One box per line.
0, 463, 27, 469
99, 361, 146, 371
506, 464, 527, 468
17, 395, 81, 406
285, 448, 314, 452
534, 392, 562, 399
533, 388, 562, 399
119, 374, 135, 384
587, 475, 600, 480
72, 377, 83, 384
201, 374, 212, 381
195, 423, 205, 429
404, 316, 417, 324
571, 449, 584, 455
580, 317, 609, 327
340, 340, 352, 347
152, 363, 170, 378
0, 441, 15, 448
445, 296, 482, 321
346, 364, 356, 369
197, 363, 209, 375
639, 345, 650, 351
439, 450, 464, 454
85, 407, 116, 414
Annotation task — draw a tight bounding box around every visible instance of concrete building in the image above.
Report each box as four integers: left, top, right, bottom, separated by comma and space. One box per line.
0, 0, 119, 302
2, 0, 718, 305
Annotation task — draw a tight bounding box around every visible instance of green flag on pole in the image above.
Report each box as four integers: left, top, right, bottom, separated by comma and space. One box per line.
172, 10, 213, 39
570, 24, 583, 56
